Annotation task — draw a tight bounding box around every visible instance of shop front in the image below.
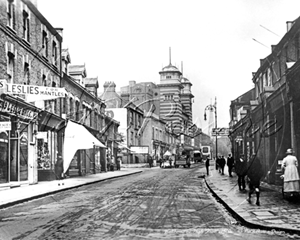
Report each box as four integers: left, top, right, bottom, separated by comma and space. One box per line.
37, 111, 65, 181
0, 94, 40, 186
63, 120, 106, 177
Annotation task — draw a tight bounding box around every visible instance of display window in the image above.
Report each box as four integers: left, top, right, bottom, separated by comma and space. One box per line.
0, 131, 8, 183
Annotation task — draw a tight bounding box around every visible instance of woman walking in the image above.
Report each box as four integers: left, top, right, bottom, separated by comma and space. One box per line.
282, 148, 300, 195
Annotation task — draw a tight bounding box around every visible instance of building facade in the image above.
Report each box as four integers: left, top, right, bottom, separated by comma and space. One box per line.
229, 17, 300, 184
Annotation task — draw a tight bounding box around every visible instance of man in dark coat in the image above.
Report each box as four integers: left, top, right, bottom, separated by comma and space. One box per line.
227, 153, 234, 177
219, 156, 226, 175
216, 156, 221, 172
235, 154, 247, 191
247, 154, 264, 206
55, 154, 64, 180
205, 156, 210, 176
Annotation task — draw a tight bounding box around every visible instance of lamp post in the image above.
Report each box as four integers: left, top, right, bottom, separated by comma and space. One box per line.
204, 97, 217, 166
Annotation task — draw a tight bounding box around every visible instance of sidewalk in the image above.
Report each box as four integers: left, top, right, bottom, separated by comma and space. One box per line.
203, 163, 300, 234
0, 168, 144, 209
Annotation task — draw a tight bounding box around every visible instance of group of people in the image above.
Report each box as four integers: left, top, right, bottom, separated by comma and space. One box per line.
204, 149, 300, 206
232, 148, 300, 206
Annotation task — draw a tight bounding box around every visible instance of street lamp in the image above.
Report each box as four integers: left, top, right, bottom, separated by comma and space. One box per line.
204, 97, 217, 166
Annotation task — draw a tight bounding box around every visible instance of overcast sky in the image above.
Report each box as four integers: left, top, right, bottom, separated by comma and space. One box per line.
38, 0, 300, 134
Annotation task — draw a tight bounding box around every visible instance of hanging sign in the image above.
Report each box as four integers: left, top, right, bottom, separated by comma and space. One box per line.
0, 80, 66, 98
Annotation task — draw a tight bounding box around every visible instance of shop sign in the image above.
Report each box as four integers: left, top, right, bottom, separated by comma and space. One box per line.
0, 99, 37, 119
0, 121, 11, 131
212, 127, 229, 136
130, 146, 149, 154
0, 80, 66, 97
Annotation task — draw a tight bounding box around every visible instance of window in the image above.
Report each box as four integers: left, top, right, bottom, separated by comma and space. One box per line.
6, 43, 15, 83
130, 131, 134, 145
7, 0, 16, 30
42, 74, 46, 86
164, 94, 173, 101
23, 55, 30, 84
42, 30, 48, 58
75, 102, 80, 121
22, 8, 30, 42
70, 98, 74, 120
166, 75, 171, 79
52, 41, 57, 66
130, 111, 133, 124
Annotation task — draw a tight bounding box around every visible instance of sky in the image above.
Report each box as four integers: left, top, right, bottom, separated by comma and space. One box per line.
38, 0, 300, 134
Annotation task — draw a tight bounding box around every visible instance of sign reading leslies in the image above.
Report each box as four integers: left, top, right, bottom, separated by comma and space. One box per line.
0, 80, 66, 97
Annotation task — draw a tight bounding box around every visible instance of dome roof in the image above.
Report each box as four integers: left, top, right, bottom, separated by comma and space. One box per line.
162, 63, 179, 72
160, 63, 181, 73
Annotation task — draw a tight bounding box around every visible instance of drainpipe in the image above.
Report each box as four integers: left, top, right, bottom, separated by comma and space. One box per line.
290, 101, 296, 155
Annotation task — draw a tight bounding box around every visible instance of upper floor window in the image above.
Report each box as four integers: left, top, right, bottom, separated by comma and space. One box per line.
42, 30, 48, 58
6, 42, 16, 83
166, 75, 171, 79
129, 111, 133, 124
22, 8, 30, 42
52, 41, 57, 66
7, 0, 16, 30
23, 55, 30, 85
164, 94, 173, 101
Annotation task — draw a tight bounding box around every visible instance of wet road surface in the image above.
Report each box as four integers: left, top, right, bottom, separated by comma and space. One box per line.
0, 165, 296, 239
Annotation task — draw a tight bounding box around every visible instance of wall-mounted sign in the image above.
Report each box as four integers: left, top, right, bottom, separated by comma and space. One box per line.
0, 99, 38, 119
0, 121, 11, 131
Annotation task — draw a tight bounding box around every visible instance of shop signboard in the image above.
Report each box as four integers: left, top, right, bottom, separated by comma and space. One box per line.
0, 121, 11, 131
0, 80, 66, 100
130, 146, 149, 154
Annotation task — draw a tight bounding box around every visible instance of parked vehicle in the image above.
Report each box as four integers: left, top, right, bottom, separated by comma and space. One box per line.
194, 150, 202, 163
175, 155, 191, 168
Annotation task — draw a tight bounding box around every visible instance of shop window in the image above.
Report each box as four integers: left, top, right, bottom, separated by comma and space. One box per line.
19, 130, 28, 181
7, 0, 16, 30
0, 132, 8, 183
37, 133, 51, 170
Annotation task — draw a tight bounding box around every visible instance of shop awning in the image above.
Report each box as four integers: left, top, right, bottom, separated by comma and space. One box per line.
116, 142, 132, 151
38, 111, 66, 132
63, 120, 106, 173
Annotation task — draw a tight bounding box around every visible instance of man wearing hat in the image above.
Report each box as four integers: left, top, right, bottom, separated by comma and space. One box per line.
281, 148, 300, 195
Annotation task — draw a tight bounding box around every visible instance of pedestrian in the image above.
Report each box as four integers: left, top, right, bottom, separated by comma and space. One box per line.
159, 157, 163, 168
220, 156, 226, 175
247, 154, 264, 206
216, 156, 221, 173
148, 154, 153, 168
235, 154, 247, 191
227, 153, 234, 177
110, 156, 115, 171
116, 157, 122, 170
205, 156, 210, 175
55, 154, 64, 180
281, 148, 300, 195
